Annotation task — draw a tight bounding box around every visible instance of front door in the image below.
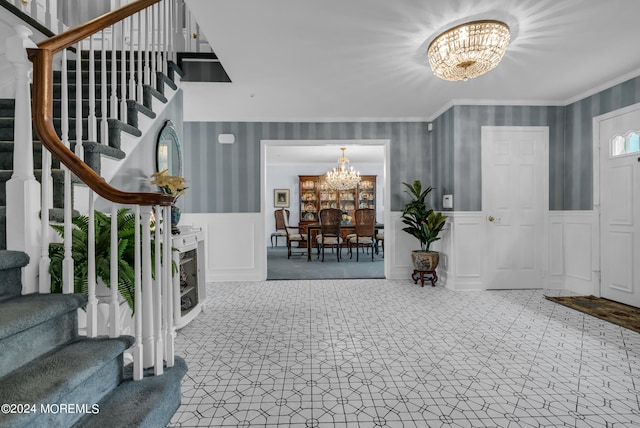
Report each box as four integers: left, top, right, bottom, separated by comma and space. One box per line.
598, 105, 640, 307
481, 127, 548, 289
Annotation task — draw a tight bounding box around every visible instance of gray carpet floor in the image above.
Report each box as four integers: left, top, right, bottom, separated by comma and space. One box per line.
266, 245, 384, 280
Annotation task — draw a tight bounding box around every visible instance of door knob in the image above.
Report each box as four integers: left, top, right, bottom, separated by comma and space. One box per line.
488, 215, 495, 222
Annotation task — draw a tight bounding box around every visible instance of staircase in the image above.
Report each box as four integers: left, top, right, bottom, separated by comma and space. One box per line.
0, 44, 187, 428
0, 251, 187, 427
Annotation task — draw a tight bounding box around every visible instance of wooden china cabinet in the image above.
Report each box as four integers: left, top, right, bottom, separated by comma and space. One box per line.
298, 175, 377, 242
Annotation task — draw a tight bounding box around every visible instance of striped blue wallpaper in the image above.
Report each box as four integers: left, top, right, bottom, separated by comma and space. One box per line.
182, 76, 640, 214
563, 76, 640, 210
432, 105, 565, 211
182, 122, 431, 213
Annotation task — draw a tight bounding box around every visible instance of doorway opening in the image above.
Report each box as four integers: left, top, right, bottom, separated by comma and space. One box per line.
261, 139, 390, 280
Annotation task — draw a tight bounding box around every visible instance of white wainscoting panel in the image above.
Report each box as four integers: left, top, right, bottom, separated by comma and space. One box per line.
388, 211, 414, 280
548, 214, 565, 288
180, 213, 264, 282
547, 211, 598, 294
435, 212, 485, 291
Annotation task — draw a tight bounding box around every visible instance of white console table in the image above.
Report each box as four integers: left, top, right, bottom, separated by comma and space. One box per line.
172, 228, 206, 329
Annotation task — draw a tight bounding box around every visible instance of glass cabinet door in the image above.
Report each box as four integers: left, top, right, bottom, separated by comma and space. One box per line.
318, 181, 339, 211
339, 188, 356, 217
299, 177, 319, 222
358, 176, 376, 210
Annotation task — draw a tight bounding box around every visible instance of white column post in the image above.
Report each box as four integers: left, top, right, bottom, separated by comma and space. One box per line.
141, 206, 155, 368
154, 205, 164, 375
163, 204, 175, 366
5, 25, 41, 294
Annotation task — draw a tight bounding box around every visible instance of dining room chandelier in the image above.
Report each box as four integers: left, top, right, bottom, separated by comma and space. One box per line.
427, 20, 510, 81
325, 147, 361, 190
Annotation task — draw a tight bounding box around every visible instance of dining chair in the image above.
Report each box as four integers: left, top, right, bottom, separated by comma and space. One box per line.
375, 231, 384, 256
271, 209, 290, 248
283, 212, 307, 258
348, 208, 376, 261
316, 208, 343, 262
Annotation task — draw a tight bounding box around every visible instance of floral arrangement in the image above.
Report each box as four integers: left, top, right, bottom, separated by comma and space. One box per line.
150, 169, 187, 202
342, 213, 352, 224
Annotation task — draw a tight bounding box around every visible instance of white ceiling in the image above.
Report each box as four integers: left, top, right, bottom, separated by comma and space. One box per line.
184, 0, 640, 122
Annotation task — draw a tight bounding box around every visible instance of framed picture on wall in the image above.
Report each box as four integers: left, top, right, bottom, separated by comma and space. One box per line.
274, 189, 290, 208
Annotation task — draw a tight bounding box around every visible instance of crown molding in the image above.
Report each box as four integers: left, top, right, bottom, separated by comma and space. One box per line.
563, 67, 640, 106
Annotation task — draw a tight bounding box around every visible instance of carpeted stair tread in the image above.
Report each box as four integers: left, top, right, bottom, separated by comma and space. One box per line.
107, 119, 141, 150
0, 336, 134, 428
0, 250, 28, 301
168, 61, 185, 80
142, 84, 167, 110
0, 293, 86, 340
0, 293, 85, 378
73, 357, 188, 428
47, 207, 81, 223
125, 100, 155, 129
0, 250, 29, 272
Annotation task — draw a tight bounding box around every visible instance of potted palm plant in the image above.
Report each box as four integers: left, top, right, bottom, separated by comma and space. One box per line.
400, 180, 448, 272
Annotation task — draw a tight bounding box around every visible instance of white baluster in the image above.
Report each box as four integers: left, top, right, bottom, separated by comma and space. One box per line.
168, 0, 175, 64
154, 205, 164, 375
86, 192, 98, 337
110, 24, 118, 119
45, 0, 52, 29
164, 204, 175, 366
128, 15, 135, 107
185, 3, 191, 52
151, 3, 157, 90
101, 29, 108, 144
120, 17, 127, 122
141, 206, 155, 369
6, 26, 41, 294
75, 42, 83, 160
144, 8, 151, 88
88, 35, 97, 142
195, 23, 200, 53
109, 204, 121, 337
133, 205, 143, 380
39, 147, 51, 294
137, 10, 144, 102
60, 49, 74, 294
159, 0, 165, 75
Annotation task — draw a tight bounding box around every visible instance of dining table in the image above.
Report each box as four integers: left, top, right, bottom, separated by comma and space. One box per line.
305, 223, 384, 261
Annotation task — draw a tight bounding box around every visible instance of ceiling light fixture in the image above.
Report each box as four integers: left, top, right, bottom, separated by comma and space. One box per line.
325, 147, 361, 191
428, 20, 510, 81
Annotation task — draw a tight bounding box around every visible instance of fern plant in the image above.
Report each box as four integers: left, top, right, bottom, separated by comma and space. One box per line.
49, 208, 170, 312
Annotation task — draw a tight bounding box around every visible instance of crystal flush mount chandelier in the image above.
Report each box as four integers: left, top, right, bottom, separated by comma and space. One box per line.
325, 147, 361, 191
428, 20, 510, 81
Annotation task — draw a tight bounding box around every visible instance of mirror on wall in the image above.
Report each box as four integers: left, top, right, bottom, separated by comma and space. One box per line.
156, 120, 182, 176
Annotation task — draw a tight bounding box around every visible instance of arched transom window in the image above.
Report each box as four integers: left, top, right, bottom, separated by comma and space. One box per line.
611, 131, 640, 157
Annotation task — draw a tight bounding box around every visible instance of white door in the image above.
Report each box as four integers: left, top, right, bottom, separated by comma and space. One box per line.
598, 106, 640, 307
481, 127, 548, 289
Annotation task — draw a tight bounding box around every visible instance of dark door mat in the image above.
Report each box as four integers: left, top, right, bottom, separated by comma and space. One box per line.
545, 295, 640, 333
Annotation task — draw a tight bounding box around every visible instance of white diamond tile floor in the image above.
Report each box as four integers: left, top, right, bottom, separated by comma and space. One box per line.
169, 279, 640, 427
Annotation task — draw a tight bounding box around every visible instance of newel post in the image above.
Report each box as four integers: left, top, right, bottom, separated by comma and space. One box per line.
6, 25, 41, 294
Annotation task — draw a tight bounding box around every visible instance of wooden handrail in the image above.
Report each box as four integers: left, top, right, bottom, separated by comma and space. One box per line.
27, 0, 174, 206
